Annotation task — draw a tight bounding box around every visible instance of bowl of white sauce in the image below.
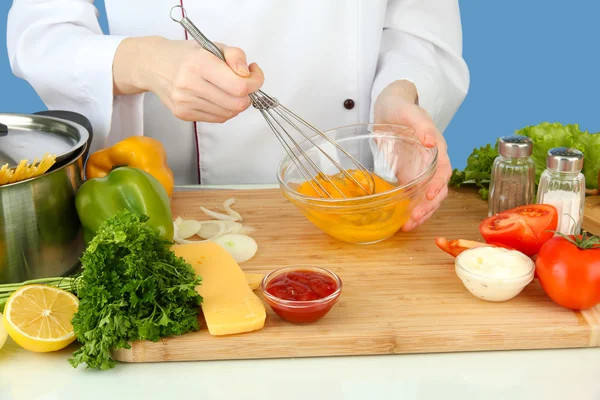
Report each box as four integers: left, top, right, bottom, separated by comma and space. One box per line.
455, 246, 535, 302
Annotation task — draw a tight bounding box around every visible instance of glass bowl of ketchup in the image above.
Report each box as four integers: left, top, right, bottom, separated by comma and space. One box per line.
260, 266, 343, 324
276, 123, 437, 244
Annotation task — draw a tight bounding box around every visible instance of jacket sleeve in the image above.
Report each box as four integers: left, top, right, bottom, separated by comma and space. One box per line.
6, 0, 144, 153
370, 0, 470, 133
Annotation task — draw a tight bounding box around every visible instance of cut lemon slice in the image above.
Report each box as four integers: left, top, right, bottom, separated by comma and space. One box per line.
2, 284, 79, 352
0, 312, 7, 349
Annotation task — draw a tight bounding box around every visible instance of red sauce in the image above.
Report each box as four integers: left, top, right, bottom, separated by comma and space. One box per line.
264, 269, 341, 324
265, 270, 338, 301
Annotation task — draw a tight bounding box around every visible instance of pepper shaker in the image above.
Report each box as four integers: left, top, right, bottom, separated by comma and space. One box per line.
488, 135, 536, 216
536, 147, 586, 235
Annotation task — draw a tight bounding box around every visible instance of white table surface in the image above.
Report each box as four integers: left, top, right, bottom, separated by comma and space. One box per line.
2, 340, 600, 400
2, 185, 599, 400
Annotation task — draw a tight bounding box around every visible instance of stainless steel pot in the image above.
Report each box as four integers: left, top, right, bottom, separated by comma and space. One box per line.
0, 111, 90, 170
0, 111, 92, 284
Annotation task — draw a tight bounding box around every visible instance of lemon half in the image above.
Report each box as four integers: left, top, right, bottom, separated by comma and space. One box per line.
0, 312, 7, 349
2, 284, 79, 352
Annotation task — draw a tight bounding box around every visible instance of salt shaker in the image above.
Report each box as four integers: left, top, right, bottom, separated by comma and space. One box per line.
536, 147, 586, 235
488, 135, 536, 216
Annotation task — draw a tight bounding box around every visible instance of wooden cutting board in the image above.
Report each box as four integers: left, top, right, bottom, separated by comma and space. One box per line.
112, 187, 600, 363
583, 195, 600, 235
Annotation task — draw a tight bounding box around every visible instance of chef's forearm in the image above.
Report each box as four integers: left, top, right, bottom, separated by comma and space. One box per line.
112, 36, 167, 96
377, 79, 419, 106
391, 79, 419, 105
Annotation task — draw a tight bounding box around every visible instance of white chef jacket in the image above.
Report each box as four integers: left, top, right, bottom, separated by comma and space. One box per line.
7, 0, 469, 186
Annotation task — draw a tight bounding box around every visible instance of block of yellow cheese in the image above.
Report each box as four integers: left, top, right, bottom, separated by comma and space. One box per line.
172, 242, 266, 336
244, 272, 264, 291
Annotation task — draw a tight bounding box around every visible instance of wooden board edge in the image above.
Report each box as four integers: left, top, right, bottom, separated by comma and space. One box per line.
111, 342, 146, 363
112, 345, 595, 364
580, 305, 600, 347
110, 325, 597, 363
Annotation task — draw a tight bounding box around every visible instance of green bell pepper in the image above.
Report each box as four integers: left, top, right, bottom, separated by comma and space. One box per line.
75, 167, 174, 244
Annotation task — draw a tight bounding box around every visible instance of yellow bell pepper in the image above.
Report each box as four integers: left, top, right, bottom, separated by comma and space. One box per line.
85, 136, 175, 197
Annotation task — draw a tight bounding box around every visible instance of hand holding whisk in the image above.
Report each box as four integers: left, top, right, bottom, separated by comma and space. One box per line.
170, 5, 375, 199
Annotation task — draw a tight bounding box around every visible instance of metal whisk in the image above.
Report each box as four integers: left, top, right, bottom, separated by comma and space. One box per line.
170, 6, 374, 199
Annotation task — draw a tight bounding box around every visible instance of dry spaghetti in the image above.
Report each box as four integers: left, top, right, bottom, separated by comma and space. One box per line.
0, 153, 57, 186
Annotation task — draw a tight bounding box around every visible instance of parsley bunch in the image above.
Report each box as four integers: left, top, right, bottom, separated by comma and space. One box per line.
69, 210, 202, 370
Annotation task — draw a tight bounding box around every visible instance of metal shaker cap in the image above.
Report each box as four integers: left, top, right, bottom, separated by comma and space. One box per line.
546, 147, 584, 172
497, 135, 533, 158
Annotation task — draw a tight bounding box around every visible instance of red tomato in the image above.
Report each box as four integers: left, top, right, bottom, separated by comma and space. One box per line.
479, 204, 558, 256
435, 237, 513, 257
535, 235, 600, 310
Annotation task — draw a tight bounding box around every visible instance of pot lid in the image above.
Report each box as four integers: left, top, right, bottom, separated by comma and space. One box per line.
0, 113, 89, 169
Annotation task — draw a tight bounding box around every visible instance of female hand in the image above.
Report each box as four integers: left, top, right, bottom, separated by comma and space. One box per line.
113, 37, 265, 123
374, 80, 452, 232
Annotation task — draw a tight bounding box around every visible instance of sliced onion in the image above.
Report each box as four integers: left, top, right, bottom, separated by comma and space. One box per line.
177, 219, 202, 239
173, 235, 211, 245
196, 220, 227, 239
173, 222, 211, 245
237, 225, 257, 235
172, 199, 256, 256
172, 219, 245, 243
212, 234, 258, 263
222, 198, 243, 221
200, 206, 240, 221
222, 221, 243, 234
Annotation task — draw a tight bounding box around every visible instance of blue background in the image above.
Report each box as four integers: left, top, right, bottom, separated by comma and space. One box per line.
1, 0, 598, 170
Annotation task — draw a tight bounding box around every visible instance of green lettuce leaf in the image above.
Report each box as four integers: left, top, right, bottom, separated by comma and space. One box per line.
449, 143, 499, 200
451, 122, 600, 201
571, 130, 600, 190
515, 122, 600, 189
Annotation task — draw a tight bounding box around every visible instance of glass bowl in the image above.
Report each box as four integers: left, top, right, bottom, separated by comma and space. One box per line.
455, 247, 535, 302
276, 123, 438, 244
260, 265, 342, 324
